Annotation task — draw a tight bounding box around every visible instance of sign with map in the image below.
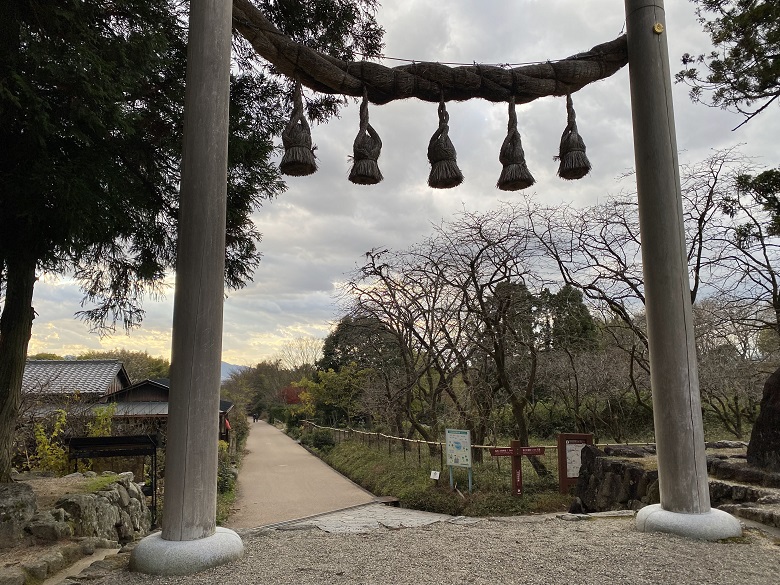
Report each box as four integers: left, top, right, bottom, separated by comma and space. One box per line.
556, 433, 594, 493
445, 429, 472, 468
565, 441, 586, 478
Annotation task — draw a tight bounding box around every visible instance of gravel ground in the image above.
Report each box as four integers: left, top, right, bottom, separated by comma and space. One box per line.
86, 515, 780, 585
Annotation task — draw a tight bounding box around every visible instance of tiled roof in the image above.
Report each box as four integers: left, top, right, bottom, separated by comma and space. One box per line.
111, 402, 169, 417
110, 400, 233, 417
22, 360, 130, 396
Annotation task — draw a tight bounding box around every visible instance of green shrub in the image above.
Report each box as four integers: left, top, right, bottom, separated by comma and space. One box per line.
301, 428, 335, 452
33, 410, 69, 475
268, 405, 287, 425
217, 441, 235, 494
87, 403, 117, 437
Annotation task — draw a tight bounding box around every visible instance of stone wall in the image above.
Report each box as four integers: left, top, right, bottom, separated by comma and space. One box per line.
54, 472, 151, 543
570, 445, 659, 513
1, 473, 151, 585
571, 442, 780, 519
0, 472, 151, 548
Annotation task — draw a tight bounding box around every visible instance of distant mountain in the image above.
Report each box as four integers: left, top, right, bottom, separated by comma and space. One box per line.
221, 361, 248, 381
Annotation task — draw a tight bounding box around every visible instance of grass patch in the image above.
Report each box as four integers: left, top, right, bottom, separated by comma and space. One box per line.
603, 455, 659, 472
322, 440, 571, 517
217, 490, 236, 526
86, 474, 124, 492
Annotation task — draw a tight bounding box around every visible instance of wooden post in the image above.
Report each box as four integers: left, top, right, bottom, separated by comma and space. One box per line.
625, 0, 740, 538
625, 0, 708, 516
162, 0, 233, 542
510, 439, 522, 496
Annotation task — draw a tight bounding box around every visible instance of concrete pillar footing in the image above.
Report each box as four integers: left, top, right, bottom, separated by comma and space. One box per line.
636, 504, 743, 540
129, 528, 243, 575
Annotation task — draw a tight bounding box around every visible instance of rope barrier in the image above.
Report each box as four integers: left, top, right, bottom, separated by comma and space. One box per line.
232, 0, 628, 106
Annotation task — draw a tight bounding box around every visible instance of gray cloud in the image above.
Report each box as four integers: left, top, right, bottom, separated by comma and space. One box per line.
29, 1, 780, 365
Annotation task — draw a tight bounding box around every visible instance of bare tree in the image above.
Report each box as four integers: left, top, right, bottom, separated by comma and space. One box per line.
526, 148, 767, 424
276, 337, 323, 380
694, 299, 766, 438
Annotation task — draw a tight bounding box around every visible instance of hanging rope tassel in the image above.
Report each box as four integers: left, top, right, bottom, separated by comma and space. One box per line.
427, 98, 463, 189
279, 82, 317, 177
497, 97, 535, 191
555, 94, 591, 180
348, 89, 383, 185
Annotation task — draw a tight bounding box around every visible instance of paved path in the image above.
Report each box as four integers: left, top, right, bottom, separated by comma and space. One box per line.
224, 420, 375, 529
245, 502, 478, 534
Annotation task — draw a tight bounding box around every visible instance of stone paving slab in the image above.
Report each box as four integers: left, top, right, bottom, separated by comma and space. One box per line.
248, 502, 480, 535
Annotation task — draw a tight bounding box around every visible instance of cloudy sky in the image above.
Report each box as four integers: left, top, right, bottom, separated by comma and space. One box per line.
28, 0, 780, 366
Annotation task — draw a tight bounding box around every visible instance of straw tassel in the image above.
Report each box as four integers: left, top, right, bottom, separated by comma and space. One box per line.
279, 82, 317, 177
496, 97, 535, 191
427, 98, 463, 189
555, 94, 591, 180
348, 89, 383, 185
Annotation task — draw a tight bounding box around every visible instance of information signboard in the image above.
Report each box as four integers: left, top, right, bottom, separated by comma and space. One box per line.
556, 433, 593, 493
565, 442, 585, 478
445, 429, 472, 468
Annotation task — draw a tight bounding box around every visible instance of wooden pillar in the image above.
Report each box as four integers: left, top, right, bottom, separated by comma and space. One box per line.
624, 0, 710, 514
162, 0, 233, 541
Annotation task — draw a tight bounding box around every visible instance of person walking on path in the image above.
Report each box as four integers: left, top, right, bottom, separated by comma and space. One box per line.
225, 420, 375, 529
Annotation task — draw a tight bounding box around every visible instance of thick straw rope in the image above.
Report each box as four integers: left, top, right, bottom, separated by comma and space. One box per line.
555, 94, 591, 180
497, 97, 535, 191
427, 99, 463, 189
279, 82, 317, 176
232, 0, 628, 106
349, 89, 383, 185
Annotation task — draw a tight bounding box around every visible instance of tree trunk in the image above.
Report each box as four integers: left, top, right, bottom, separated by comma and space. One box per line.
0, 255, 37, 482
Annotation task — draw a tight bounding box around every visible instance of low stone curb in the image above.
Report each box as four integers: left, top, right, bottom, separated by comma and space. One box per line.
0, 538, 119, 585
718, 503, 780, 529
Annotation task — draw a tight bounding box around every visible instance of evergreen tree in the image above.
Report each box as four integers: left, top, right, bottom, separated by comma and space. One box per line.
0, 0, 383, 482
678, 0, 780, 126
77, 349, 170, 383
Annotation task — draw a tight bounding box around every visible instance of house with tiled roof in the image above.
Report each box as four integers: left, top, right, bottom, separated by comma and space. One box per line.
100, 378, 235, 448
22, 360, 130, 404
18, 360, 235, 452
22, 359, 131, 401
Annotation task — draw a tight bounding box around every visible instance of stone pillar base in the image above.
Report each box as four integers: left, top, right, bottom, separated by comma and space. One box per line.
636, 504, 742, 540
130, 527, 243, 575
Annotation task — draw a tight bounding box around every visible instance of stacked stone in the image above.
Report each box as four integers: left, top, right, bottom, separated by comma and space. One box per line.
56, 472, 151, 543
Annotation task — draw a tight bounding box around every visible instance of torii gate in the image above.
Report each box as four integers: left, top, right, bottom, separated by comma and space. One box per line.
130, 0, 742, 575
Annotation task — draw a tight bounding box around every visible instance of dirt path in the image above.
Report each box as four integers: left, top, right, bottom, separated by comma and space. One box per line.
224, 420, 374, 529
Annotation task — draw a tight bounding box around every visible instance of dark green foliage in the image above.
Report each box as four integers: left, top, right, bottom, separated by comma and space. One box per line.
77, 349, 170, 382
217, 441, 235, 495
236, 0, 385, 124
317, 314, 401, 373
539, 285, 598, 351
735, 168, 780, 236
0, 1, 290, 332
677, 1, 780, 124
222, 359, 298, 417
267, 404, 288, 425
285, 424, 302, 441
0, 0, 384, 482
301, 428, 336, 452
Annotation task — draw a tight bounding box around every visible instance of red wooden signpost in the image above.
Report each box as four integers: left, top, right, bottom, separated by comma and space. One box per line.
489, 440, 546, 496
